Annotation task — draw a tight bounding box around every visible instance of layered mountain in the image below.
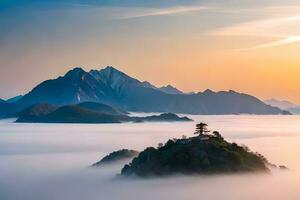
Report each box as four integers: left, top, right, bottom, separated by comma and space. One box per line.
264, 99, 298, 110
15, 102, 132, 123
0, 66, 290, 116
21, 105, 126, 123
77, 102, 128, 115
16, 102, 192, 123
287, 107, 300, 114
264, 98, 300, 114
15, 104, 58, 122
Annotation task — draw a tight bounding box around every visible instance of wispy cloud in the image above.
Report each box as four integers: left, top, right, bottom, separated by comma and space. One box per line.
209, 14, 300, 50
210, 16, 300, 37
247, 36, 300, 49
220, 5, 300, 15
116, 6, 210, 19
238, 36, 300, 51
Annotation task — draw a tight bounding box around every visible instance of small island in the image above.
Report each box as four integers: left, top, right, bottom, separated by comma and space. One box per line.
91, 149, 139, 167
137, 113, 192, 122
121, 123, 272, 177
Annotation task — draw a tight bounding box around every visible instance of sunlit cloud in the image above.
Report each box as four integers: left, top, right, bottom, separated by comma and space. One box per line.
210, 16, 300, 37
255, 36, 300, 48
221, 5, 300, 15
238, 36, 300, 51
209, 14, 300, 50
116, 6, 210, 19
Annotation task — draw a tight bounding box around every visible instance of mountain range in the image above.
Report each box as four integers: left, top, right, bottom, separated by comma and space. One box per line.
264, 99, 298, 110
264, 99, 300, 114
0, 66, 290, 117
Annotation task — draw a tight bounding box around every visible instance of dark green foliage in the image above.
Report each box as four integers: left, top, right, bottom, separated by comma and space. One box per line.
121, 133, 269, 177
92, 149, 139, 166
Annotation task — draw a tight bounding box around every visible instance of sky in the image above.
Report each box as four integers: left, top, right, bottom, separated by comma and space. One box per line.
1, 0, 300, 103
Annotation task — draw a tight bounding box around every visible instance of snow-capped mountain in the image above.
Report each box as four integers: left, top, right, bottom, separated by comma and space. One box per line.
89, 66, 157, 96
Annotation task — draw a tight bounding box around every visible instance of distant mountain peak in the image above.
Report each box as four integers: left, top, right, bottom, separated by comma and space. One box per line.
91, 66, 132, 80
99, 66, 127, 77
203, 89, 214, 94
164, 84, 176, 89
266, 98, 293, 104
104, 65, 120, 72
64, 67, 86, 78
264, 98, 298, 110
90, 66, 138, 89
89, 66, 157, 92
139, 81, 157, 89
159, 85, 183, 94
228, 90, 237, 93
67, 67, 85, 73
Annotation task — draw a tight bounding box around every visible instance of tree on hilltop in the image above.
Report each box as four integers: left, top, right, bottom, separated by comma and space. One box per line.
194, 123, 210, 137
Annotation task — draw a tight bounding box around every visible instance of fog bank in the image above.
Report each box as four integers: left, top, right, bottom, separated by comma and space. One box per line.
1, 115, 300, 200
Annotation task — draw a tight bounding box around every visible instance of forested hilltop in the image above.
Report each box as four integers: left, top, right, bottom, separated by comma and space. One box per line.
121, 123, 273, 177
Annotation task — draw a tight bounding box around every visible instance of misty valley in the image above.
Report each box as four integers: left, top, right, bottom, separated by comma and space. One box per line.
0, 115, 299, 200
